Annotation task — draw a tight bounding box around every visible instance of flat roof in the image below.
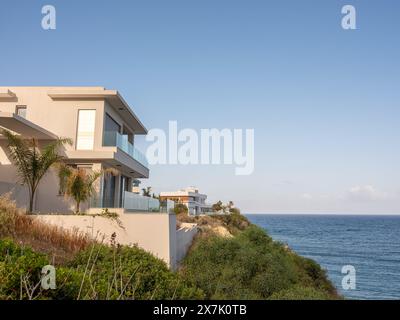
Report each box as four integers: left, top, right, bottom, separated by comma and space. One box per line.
0, 89, 16, 99
0, 112, 58, 140
47, 88, 147, 134
160, 191, 208, 198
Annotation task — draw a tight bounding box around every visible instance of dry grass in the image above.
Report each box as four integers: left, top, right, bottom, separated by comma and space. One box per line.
0, 193, 92, 264
176, 213, 230, 238
176, 212, 251, 239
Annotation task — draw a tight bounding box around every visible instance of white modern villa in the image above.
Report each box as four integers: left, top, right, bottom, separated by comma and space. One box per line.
0, 86, 196, 269
160, 187, 212, 215
0, 86, 156, 213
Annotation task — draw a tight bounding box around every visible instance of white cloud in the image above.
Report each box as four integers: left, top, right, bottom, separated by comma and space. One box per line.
347, 185, 388, 201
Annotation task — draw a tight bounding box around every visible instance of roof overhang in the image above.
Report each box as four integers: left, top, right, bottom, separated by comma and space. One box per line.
65, 148, 149, 178
0, 112, 58, 140
0, 89, 17, 100
47, 89, 147, 134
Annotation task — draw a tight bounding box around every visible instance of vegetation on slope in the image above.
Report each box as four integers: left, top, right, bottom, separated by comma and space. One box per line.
0, 194, 338, 300
0, 194, 202, 300
176, 211, 250, 236
0, 239, 203, 300
0, 193, 91, 263
179, 214, 339, 300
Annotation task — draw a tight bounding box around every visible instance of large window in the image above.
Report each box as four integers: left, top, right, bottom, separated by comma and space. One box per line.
105, 113, 121, 132
76, 109, 96, 150
104, 113, 121, 146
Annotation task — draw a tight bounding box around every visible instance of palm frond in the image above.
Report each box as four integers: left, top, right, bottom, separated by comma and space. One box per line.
1, 129, 71, 212
56, 163, 73, 195
57, 166, 108, 214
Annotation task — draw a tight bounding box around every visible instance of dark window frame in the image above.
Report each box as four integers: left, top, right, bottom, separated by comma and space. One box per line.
15, 105, 27, 118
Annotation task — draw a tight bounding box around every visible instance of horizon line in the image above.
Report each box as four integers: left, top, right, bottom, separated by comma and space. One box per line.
244, 212, 400, 216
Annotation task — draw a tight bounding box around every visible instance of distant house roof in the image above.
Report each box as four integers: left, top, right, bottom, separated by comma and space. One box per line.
160, 187, 208, 199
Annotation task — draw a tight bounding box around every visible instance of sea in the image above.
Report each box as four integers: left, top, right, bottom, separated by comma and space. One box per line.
246, 214, 400, 300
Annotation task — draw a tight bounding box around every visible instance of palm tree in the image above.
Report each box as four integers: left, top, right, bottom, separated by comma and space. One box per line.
1, 129, 71, 213
57, 164, 109, 214
212, 200, 223, 212
142, 186, 152, 197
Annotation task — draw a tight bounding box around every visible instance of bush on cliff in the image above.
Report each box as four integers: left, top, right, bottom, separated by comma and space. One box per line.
180, 225, 338, 300
1, 194, 337, 300
61, 244, 204, 300
268, 285, 333, 300
210, 213, 251, 234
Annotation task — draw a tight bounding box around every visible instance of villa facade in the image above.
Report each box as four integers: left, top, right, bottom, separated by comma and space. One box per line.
0, 87, 150, 213
160, 187, 212, 215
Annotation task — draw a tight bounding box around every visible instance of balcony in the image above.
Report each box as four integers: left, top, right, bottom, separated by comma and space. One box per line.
103, 131, 148, 168
90, 191, 175, 213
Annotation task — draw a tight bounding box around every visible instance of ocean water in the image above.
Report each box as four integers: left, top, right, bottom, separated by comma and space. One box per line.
246, 214, 400, 300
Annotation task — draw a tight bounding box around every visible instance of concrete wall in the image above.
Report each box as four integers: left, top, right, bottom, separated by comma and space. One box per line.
176, 223, 198, 263
0, 178, 76, 213
38, 212, 179, 269
37, 212, 197, 270
0, 181, 29, 209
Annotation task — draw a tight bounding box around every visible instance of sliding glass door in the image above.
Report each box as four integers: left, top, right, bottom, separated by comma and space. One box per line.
119, 175, 130, 208
102, 173, 116, 208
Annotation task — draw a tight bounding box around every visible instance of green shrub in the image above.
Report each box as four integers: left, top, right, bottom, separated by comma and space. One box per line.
0, 211, 338, 301
0, 239, 203, 300
210, 213, 250, 234
291, 255, 337, 295
56, 244, 203, 300
269, 285, 333, 300
174, 204, 188, 215
47, 267, 86, 300
0, 239, 50, 300
181, 225, 336, 300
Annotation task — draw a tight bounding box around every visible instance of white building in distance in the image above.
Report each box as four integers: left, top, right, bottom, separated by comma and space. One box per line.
160, 187, 213, 215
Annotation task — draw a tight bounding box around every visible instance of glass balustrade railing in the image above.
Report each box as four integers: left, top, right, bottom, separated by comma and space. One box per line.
90, 191, 163, 212
103, 131, 148, 168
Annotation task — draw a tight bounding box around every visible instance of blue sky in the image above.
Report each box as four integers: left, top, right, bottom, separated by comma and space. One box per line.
1, 0, 400, 213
